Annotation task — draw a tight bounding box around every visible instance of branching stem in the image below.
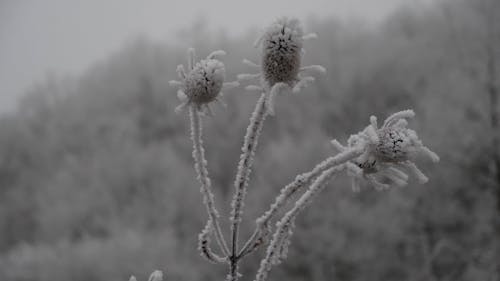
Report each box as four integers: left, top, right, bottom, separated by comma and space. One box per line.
238, 147, 363, 258
254, 165, 346, 281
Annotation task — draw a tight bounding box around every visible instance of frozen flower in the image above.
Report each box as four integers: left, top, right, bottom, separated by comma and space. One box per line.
238, 17, 325, 114
259, 17, 303, 86
169, 48, 239, 115
331, 110, 439, 191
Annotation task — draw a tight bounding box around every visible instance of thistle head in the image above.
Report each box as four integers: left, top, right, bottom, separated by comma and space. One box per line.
184, 58, 225, 104
169, 49, 238, 114
258, 17, 304, 87
239, 18, 324, 115
333, 110, 439, 190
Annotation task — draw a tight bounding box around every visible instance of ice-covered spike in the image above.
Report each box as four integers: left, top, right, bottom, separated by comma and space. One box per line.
129, 276, 137, 281
330, 139, 346, 152
222, 81, 240, 90
243, 58, 260, 68
393, 118, 408, 129
187, 48, 196, 70
387, 167, 409, 181
367, 175, 390, 191
292, 76, 314, 93
215, 97, 227, 108
300, 65, 326, 75
237, 73, 261, 81
245, 85, 263, 92
205, 104, 214, 117
381, 170, 408, 187
169, 80, 182, 87
302, 33, 318, 40
364, 125, 379, 144
148, 270, 163, 281
346, 162, 363, 177
351, 177, 361, 192
207, 50, 226, 59
383, 109, 415, 128
177, 90, 188, 102
388, 175, 408, 187
175, 102, 188, 114
253, 33, 264, 48
176, 64, 186, 79
370, 116, 378, 130
403, 162, 429, 184
420, 146, 440, 162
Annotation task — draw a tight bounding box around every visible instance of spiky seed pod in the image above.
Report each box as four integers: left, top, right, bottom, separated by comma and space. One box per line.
170, 48, 238, 114
260, 17, 303, 87
333, 110, 439, 189
184, 59, 225, 104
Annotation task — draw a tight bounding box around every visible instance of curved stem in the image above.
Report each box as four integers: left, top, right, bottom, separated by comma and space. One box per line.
189, 105, 229, 256
254, 165, 346, 281
238, 147, 363, 258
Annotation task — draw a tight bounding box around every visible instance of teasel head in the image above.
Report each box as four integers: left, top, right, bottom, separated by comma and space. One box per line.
169, 48, 239, 115
259, 17, 303, 87
238, 17, 325, 115
331, 110, 439, 191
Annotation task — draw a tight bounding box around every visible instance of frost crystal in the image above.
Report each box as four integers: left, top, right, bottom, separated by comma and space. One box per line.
169, 48, 239, 114
332, 110, 439, 190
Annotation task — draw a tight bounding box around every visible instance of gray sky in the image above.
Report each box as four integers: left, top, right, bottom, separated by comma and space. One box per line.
0, 0, 428, 113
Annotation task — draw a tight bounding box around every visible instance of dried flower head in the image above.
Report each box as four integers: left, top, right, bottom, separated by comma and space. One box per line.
169, 48, 239, 115
238, 17, 325, 115
259, 17, 303, 86
331, 110, 439, 191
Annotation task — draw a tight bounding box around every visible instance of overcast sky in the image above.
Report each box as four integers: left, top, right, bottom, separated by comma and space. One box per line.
0, 0, 430, 113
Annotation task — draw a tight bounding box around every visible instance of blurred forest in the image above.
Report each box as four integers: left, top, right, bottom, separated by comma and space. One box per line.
0, 0, 499, 280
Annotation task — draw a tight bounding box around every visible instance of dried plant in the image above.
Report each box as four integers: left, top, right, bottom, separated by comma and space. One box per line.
130, 17, 439, 281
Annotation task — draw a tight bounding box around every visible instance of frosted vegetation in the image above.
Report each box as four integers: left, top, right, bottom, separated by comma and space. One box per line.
0, 0, 499, 281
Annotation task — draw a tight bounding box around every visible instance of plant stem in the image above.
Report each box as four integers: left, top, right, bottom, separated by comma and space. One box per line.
189, 105, 229, 256
238, 147, 363, 258
254, 165, 346, 281
229, 93, 268, 280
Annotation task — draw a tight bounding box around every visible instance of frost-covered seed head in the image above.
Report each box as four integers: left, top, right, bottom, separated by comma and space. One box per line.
260, 17, 303, 86
334, 110, 439, 189
375, 127, 419, 163
170, 48, 239, 114
184, 59, 225, 104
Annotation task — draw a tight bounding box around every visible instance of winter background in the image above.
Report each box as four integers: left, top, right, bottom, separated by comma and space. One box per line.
0, 0, 499, 280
